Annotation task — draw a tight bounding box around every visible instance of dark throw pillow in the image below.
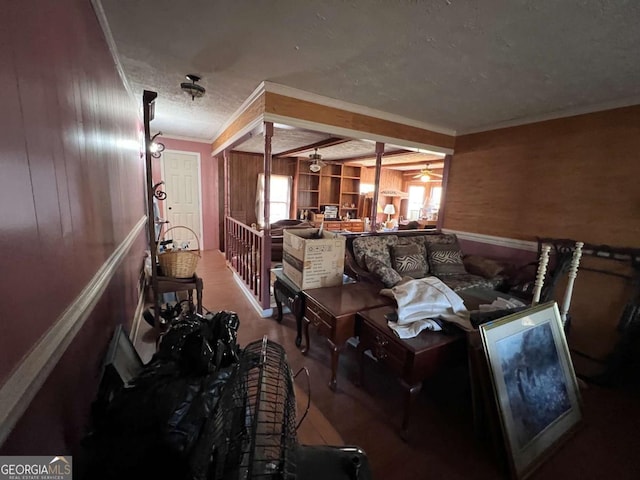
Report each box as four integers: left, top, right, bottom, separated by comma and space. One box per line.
365, 255, 403, 288
427, 242, 467, 276
391, 243, 428, 279
463, 255, 505, 279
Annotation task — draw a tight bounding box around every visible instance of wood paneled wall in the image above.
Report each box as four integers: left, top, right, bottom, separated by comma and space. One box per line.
361, 167, 405, 220
229, 152, 297, 225
0, 0, 144, 454
446, 105, 640, 246
361, 166, 405, 189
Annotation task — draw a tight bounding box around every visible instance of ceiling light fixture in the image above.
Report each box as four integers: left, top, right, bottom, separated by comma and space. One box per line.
180, 74, 206, 100
309, 148, 326, 172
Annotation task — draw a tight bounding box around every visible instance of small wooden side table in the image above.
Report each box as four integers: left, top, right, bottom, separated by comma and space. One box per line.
272, 268, 304, 347
356, 305, 466, 440
153, 274, 203, 327
302, 283, 393, 390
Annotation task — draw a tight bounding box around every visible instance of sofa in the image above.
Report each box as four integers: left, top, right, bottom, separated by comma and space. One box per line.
344, 230, 509, 293
269, 219, 314, 262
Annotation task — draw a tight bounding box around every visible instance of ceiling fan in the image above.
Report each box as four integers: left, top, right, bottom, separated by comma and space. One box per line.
412, 165, 443, 182
308, 148, 327, 172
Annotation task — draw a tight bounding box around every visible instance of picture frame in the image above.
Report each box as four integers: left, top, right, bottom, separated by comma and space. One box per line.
480, 302, 582, 479
96, 325, 144, 405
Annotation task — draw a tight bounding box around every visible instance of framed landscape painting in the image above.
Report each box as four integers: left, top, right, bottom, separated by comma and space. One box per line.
480, 302, 582, 479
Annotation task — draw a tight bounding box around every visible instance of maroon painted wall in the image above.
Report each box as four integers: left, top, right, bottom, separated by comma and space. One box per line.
0, 0, 145, 454
155, 138, 220, 251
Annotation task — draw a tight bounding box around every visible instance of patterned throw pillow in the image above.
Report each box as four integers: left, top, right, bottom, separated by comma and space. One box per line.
391, 243, 428, 278
352, 235, 398, 268
424, 233, 458, 245
365, 255, 403, 288
427, 242, 467, 276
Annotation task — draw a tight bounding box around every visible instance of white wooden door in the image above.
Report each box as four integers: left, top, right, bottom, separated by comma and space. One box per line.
162, 151, 202, 249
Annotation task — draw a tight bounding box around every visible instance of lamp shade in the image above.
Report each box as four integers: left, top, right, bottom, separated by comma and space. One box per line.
383, 204, 396, 215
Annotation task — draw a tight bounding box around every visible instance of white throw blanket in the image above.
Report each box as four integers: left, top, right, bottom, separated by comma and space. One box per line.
382, 277, 474, 338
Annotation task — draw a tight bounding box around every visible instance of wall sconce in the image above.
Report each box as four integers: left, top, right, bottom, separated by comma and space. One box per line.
152, 181, 167, 201
150, 132, 165, 158
383, 203, 396, 222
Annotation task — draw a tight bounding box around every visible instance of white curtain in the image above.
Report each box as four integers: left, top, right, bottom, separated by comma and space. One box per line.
256, 174, 292, 227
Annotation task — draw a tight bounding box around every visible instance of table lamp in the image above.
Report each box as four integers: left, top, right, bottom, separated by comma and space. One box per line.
383, 203, 396, 222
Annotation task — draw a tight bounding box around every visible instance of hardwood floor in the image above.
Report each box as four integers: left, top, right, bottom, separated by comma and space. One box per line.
135, 250, 640, 480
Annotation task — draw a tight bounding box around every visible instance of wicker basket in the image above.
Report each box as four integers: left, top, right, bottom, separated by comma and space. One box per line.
157, 226, 201, 278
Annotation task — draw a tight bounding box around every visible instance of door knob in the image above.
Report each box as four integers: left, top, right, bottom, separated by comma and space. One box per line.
168, 207, 172, 210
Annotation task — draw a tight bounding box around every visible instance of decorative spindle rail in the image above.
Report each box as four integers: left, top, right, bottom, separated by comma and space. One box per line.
225, 216, 270, 308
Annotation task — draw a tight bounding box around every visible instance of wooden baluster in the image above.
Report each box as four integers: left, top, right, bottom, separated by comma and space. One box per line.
243, 228, 248, 282
258, 235, 262, 296
233, 222, 238, 270
252, 233, 257, 293
532, 245, 551, 306
560, 242, 584, 326
232, 222, 236, 268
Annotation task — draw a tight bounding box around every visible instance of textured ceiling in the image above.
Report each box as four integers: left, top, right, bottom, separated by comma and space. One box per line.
235, 128, 442, 168
236, 128, 332, 155
98, 0, 640, 142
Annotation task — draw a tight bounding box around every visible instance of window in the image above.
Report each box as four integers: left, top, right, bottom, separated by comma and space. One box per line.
429, 186, 442, 209
407, 185, 425, 220
360, 183, 375, 194
256, 174, 292, 226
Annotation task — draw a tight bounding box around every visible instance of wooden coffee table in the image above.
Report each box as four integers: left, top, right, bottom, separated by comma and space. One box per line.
302, 283, 393, 390
356, 305, 466, 440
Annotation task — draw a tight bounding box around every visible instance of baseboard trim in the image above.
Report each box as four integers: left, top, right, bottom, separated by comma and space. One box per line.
129, 281, 147, 346
443, 229, 538, 252
230, 269, 273, 318
0, 215, 147, 446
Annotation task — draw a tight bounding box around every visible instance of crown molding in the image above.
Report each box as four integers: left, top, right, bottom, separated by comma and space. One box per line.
459, 96, 640, 135
91, 0, 138, 109
161, 134, 213, 144
211, 82, 267, 144
211, 117, 264, 157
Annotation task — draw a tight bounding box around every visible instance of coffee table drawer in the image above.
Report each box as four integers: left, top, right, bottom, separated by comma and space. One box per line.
360, 322, 407, 375
305, 301, 333, 336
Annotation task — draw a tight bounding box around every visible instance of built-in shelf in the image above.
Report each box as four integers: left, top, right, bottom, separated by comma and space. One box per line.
295, 160, 361, 219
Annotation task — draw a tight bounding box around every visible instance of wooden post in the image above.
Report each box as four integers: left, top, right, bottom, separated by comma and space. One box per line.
292, 156, 300, 218
436, 154, 452, 231
261, 122, 273, 308
223, 149, 230, 257
560, 242, 584, 326
532, 245, 551, 306
370, 142, 384, 231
